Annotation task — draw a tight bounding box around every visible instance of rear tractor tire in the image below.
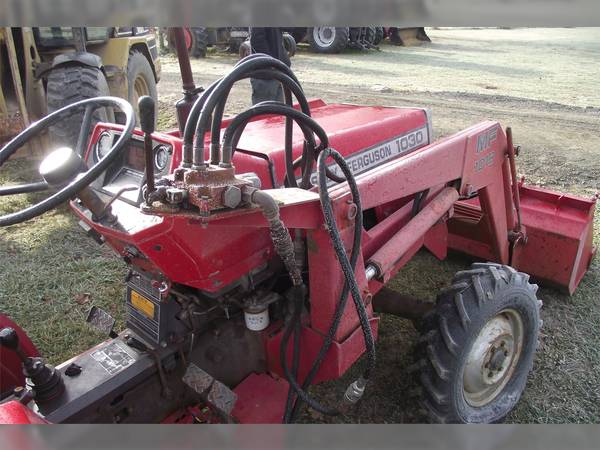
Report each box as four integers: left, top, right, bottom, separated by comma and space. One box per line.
414, 263, 542, 423
307, 27, 349, 54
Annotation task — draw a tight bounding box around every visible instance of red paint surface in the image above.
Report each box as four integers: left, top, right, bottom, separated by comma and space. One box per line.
0, 314, 39, 397
65, 100, 594, 423
0, 401, 47, 424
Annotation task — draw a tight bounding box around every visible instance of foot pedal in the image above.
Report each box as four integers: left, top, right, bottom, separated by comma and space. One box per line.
86, 306, 117, 338
183, 363, 238, 420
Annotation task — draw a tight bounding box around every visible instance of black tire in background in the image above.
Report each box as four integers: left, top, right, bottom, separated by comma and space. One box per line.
190, 27, 209, 58
374, 27, 385, 45
46, 65, 114, 154
127, 50, 158, 123
307, 27, 349, 54
414, 263, 541, 423
289, 28, 308, 45
364, 27, 377, 45
283, 33, 297, 57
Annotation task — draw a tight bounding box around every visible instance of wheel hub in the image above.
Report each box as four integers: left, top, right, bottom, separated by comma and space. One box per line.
463, 309, 523, 407
314, 27, 336, 46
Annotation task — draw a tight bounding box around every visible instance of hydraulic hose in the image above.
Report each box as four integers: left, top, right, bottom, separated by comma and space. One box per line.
315, 148, 376, 382
181, 52, 267, 157
250, 189, 302, 286
280, 148, 376, 423
181, 79, 220, 167
209, 68, 311, 164
222, 103, 329, 168
209, 70, 312, 187
192, 56, 300, 168
228, 101, 317, 189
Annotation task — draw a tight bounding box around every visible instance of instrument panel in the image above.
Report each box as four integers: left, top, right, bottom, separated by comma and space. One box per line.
87, 129, 174, 206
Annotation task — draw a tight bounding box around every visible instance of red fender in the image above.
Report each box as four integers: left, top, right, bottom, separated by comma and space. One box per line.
0, 314, 39, 397
0, 400, 47, 424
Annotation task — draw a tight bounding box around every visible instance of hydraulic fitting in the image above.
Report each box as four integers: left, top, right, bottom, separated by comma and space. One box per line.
344, 377, 367, 405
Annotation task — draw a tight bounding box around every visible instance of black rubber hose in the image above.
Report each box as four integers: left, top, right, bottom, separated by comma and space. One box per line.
285, 147, 377, 422
287, 156, 362, 421
283, 303, 302, 423
229, 101, 317, 189
279, 284, 340, 418
181, 79, 220, 167
209, 68, 311, 157
412, 188, 430, 217
315, 148, 376, 381
181, 52, 268, 154
192, 56, 300, 167
222, 104, 328, 167
214, 70, 312, 186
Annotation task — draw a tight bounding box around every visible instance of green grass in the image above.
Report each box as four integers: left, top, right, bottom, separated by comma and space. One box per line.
0, 159, 127, 364
1, 158, 598, 423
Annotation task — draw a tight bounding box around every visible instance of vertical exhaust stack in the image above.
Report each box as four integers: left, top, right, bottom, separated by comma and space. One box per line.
169, 27, 200, 136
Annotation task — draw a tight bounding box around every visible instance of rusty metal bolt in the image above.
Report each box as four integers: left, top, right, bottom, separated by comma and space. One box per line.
222, 186, 242, 209
347, 202, 358, 220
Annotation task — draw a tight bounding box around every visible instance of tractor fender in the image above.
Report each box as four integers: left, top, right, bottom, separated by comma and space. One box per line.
51, 51, 103, 70
0, 314, 39, 398
0, 401, 47, 424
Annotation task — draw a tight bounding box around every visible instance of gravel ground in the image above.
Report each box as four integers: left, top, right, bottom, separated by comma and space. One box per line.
1, 27, 599, 423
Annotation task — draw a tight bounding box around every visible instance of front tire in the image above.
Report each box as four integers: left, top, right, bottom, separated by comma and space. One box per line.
127, 51, 158, 122
46, 65, 114, 153
414, 263, 541, 423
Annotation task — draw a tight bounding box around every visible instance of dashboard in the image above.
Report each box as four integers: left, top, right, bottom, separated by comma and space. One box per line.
86, 128, 175, 206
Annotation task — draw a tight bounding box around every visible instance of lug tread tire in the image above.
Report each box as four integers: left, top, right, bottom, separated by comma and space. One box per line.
414, 263, 541, 423
190, 28, 209, 58
46, 65, 113, 152
373, 27, 385, 45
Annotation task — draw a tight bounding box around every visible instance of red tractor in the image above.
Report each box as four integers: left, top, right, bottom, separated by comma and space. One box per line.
0, 28, 595, 424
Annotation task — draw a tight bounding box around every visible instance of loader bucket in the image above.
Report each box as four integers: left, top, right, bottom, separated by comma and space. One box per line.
389, 27, 431, 46
513, 183, 596, 294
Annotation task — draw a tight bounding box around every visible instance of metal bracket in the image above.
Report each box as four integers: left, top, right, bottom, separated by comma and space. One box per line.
182, 363, 238, 421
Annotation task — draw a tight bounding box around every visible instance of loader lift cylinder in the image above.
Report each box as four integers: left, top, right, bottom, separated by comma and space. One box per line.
366, 186, 460, 281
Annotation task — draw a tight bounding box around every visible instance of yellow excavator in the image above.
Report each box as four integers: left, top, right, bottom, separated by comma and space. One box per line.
0, 27, 160, 156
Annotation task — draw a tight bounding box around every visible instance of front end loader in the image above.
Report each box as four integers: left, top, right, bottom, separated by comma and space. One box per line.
0, 28, 595, 424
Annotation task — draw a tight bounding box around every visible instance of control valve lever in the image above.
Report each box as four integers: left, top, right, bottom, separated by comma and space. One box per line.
0, 327, 64, 404
139, 96, 156, 203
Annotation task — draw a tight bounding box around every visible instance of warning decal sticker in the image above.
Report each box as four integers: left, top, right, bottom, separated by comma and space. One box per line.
90, 341, 136, 375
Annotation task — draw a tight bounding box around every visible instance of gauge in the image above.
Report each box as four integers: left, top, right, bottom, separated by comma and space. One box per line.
94, 131, 114, 161
154, 145, 170, 172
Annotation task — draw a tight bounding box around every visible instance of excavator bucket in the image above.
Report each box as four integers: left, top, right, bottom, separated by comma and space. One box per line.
388, 27, 431, 46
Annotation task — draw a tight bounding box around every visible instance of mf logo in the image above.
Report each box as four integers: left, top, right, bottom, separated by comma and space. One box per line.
476, 127, 498, 153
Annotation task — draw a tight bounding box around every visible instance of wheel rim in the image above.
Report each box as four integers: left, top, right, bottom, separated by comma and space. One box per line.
313, 27, 336, 47
463, 308, 524, 407
132, 75, 150, 108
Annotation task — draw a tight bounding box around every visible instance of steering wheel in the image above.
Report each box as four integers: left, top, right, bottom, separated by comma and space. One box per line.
0, 97, 135, 227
